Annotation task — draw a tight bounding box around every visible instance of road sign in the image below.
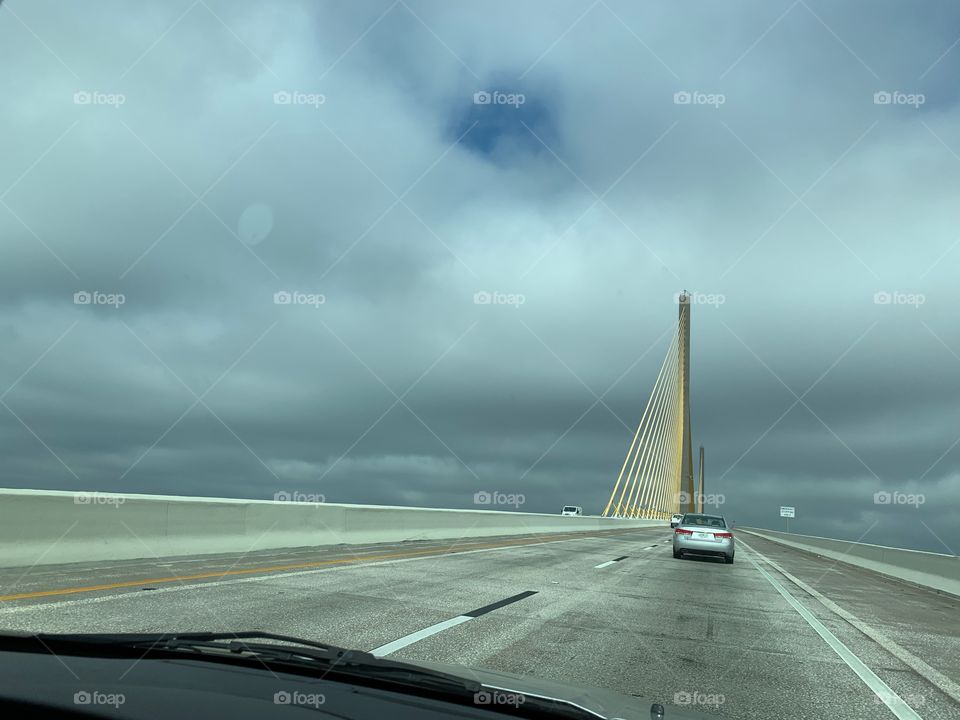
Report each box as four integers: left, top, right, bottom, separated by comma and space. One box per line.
779, 506, 795, 518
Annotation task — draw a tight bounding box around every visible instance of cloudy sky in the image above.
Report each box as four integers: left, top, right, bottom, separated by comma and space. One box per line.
2, 0, 959, 552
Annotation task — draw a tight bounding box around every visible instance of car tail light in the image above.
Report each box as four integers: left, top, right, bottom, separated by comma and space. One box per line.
675, 528, 692, 535
714, 532, 733, 538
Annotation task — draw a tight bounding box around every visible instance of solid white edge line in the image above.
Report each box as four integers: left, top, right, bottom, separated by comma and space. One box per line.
742, 545, 923, 720
370, 615, 472, 657
740, 540, 960, 705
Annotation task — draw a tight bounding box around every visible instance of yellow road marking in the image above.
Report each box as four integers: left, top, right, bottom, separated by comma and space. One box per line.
0, 528, 639, 602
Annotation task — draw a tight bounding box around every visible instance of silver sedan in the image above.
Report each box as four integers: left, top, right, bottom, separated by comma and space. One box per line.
672, 513, 735, 563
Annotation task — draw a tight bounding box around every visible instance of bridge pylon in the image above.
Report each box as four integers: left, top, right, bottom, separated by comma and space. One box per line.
602, 293, 697, 519
679, 293, 695, 514
697, 445, 704, 514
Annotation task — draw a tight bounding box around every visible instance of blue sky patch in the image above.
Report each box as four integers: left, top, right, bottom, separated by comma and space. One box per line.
450, 82, 559, 162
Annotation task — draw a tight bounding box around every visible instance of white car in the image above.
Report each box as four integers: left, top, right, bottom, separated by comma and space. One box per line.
673, 513, 735, 564
561, 505, 583, 516
669, 513, 684, 528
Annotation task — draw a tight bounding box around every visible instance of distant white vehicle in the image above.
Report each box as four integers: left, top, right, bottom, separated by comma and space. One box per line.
561, 506, 583, 516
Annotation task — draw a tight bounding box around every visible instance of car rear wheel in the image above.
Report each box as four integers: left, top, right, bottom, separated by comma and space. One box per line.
673, 549, 682, 559
724, 554, 734, 564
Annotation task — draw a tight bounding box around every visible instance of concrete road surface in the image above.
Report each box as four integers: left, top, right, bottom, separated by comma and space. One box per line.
0, 526, 957, 720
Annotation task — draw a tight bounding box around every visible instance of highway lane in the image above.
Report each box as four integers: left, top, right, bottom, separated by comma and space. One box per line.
0, 526, 643, 603
739, 533, 960, 690
0, 526, 957, 720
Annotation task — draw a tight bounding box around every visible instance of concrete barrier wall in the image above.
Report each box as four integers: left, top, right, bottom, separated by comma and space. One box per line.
0, 489, 664, 569
740, 527, 960, 598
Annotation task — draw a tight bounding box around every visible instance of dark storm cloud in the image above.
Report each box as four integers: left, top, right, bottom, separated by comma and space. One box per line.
2, 0, 960, 553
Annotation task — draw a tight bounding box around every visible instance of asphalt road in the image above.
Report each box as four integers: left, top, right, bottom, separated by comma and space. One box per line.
0, 526, 957, 720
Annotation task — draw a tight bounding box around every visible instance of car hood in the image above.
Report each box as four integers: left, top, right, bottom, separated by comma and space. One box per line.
409, 658, 719, 720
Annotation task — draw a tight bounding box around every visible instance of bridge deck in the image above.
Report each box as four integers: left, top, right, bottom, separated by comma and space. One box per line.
0, 527, 957, 720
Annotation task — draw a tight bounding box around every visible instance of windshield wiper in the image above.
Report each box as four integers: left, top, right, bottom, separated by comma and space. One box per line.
26, 631, 480, 694
5, 631, 604, 719
154, 632, 483, 695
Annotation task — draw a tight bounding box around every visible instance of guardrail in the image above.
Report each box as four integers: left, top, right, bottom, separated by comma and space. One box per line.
740, 527, 960, 598
0, 489, 664, 569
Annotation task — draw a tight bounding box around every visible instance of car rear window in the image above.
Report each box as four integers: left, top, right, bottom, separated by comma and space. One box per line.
682, 514, 726, 528
563, 506, 578, 512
